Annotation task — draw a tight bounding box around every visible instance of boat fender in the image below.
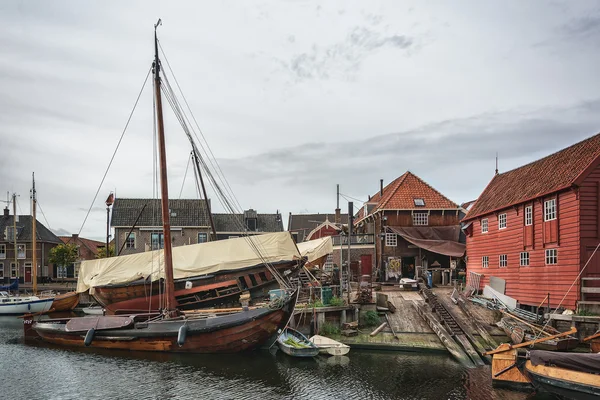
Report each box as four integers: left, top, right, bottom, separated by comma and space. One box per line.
84, 328, 95, 346
177, 325, 187, 347
28, 304, 31, 311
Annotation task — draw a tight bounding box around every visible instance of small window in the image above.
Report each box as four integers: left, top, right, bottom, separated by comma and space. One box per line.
481, 219, 488, 233
17, 244, 25, 259
545, 249, 557, 265
498, 214, 507, 229
482, 256, 489, 268
0, 244, 5, 259
412, 212, 428, 226
520, 252, 530, 266
414, 198, 425, 206
151, 233, 164, 250
42, 265, 48, 277
0, 263, 3, 279
198, 233, 208, 243
5, 226, 15, 241
385, 233, 397, 247
544, 199, 556, 221
10, 262, 17, 279
525, 206, 532, 226
125, 233, 136, 249
499, 254, 507, 268
57, 265, 67, 279
228, 236, 239, 239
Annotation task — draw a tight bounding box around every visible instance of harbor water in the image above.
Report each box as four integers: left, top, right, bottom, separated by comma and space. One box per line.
0, 317, 556, 400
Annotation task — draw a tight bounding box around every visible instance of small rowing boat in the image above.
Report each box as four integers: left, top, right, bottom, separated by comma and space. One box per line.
277, 328, 319, 358
310, 335, 350, 356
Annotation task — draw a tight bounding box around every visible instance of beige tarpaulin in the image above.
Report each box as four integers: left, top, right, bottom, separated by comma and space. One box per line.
387, 226, 465, 257
77, 232, 301, 293
296, 236, 333, 263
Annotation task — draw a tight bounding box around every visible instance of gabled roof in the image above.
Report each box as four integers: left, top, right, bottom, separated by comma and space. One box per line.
59, 235, 105, 256
213, 213, 283, 233
0, 214, 61, 244
111, 198, 210, 227
355, 171, 458, 224
287, 213, 349, 242
464, 132, 600, 221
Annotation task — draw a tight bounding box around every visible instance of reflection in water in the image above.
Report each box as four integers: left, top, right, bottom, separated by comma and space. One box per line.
0, 317, 557, 400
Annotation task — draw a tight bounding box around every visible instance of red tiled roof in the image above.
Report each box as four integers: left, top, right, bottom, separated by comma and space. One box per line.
59, 236, 104, 256
464, 132, 600, 221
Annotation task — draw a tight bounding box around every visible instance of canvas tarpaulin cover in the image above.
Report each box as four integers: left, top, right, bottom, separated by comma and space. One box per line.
77, 232, 301, 293
296, 236, 333, 263
529, 350, 600, 374
387, 226, 466, 257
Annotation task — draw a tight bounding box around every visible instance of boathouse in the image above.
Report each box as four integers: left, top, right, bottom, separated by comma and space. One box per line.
354, 172, 465, 283
462, 133, 600, 311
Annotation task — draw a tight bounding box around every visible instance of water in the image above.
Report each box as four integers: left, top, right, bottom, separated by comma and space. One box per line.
0, 317, 557, 400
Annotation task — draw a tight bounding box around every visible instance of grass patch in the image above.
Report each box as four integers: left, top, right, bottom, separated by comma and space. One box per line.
319, 322, 341, 336
363, 310, 380, 327
329, 296, 345, 307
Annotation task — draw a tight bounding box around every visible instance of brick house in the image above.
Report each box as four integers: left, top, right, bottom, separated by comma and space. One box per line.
58, 234, 105, 279
111, 198, 283, 255
0, 207, 61, 284
354, 172, 465, 282
462, 133, 600, 310
287, 212, 349, 243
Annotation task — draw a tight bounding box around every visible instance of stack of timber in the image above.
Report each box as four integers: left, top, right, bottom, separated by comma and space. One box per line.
497, 311, 579, 351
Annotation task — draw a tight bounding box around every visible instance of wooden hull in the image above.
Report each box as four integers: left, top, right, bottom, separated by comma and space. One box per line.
491, 349, 532, 390
591, 339, 600, 353
51, 292, 80, 312
525, 361, 600, 400
277, 328, 319, 357
93, 261, 299, 314
29, 291, 297, 354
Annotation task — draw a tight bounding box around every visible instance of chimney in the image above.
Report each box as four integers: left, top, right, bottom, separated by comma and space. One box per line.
380, 179, 384, 196
72, 233, 79, 239
335, 208, 341, 224
368, 195, 371, 201
3, 208, 8, 217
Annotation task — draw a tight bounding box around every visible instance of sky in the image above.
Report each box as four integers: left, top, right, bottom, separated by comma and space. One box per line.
1, 1, 600, 241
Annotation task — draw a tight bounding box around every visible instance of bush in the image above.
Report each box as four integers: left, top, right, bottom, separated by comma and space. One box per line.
363, 310, 380, 327
319, 322, 340, 336
309, 300, 325, 308
329, 296, 345, 307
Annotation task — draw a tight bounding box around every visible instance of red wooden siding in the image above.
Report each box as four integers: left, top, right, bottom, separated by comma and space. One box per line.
466, 189, 580, 309
383, 211, 460, 227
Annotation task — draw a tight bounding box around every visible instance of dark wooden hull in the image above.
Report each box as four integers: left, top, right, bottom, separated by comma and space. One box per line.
93, 260, 300, 314
50, 292, 80, 312
29, 290, 297, 354
525, 361, 600, 400
591, 339, 600, 353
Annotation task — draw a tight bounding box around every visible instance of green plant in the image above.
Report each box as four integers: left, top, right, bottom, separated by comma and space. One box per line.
576, 309, 598, 316
49, 243, 78, 267
319, 322, 340, 336
329, 296, 345, 307
309, 300, 325, 308
363, 310, 380, 327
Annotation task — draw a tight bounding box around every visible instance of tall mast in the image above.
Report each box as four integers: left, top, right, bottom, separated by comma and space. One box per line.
31, 173, 37, 294
12, 193, 17, 282
153, 19, 177, 316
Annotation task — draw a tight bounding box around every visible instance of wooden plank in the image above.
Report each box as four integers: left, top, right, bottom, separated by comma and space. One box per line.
455, 334, 485, 366
582, 287, 600, 293
369, 322, 387, 337
485, 327, 577, 355
457, 296, 498, 349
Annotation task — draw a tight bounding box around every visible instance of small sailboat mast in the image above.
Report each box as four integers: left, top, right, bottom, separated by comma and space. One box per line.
31, 173, 37, 294
153, 19, 177, 317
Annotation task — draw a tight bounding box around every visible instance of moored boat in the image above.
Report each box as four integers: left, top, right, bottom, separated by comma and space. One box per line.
309, 335, 350, 356
276, 328, 320, 357
50, 291, 80, 312
497, 316, 579, 351
0, 292, 54, 315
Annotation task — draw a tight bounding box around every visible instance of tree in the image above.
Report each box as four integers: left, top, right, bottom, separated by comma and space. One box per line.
49, 243, 78, 267
96, 245, 115, 259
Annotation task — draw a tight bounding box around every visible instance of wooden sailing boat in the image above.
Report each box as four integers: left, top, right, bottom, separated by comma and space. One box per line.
24, 21, 297, 353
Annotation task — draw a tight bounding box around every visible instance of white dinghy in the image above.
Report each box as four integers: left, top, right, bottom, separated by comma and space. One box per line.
310, 335, 350, 356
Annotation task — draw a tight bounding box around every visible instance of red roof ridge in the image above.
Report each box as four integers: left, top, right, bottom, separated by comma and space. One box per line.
377, 171, 458, 211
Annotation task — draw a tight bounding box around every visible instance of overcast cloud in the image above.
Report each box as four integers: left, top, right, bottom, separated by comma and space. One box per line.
1, 1, 600, 240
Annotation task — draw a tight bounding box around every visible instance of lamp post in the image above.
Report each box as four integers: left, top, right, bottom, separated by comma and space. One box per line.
105, 192, 114, 258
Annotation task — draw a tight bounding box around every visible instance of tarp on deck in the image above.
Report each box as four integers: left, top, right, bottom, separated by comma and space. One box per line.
387, 226, 466, 257
529, 350, 600, 374
296, 236, 333, 263
77, 232, 301, 293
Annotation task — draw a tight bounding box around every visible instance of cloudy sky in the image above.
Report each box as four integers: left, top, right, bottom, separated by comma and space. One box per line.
1, 1, 600, 240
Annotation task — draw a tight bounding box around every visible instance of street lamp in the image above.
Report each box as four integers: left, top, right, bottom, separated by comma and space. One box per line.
105, 192, 114, 258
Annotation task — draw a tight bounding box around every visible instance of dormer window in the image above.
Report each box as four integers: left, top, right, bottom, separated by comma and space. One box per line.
4, 227, 15, 241
414, 198, 425, 207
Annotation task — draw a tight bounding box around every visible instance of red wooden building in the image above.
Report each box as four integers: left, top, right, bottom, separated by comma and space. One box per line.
463, 133, 600, 310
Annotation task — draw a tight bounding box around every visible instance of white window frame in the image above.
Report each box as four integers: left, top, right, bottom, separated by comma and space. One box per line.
498, 214, 507, 230
17, 244, 25, 259
5, 226, 15, 241
198, 232, 208, 243
525, 206, 532, 226
10, 262, 17, 279
151, 233, 164, 250
0, 244, 5, 259
499, 254, 507, 268
412, 212, 428, 226
42, 265, 48, 277
482, 256, 489, 268
520, 252, 530, 266
544, 199, 556, 221
57, 265, 67, 279
481, 218, 488, 233
545, 249, 557, 265
0, 263, 3, 278
414, 198, 425, 206
125, 233, 136, 249
385, 233, 397, 247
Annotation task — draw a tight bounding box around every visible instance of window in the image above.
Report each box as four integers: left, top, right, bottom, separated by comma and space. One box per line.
481, 219, 488, 233
520, 252, 530, 266
385, 233, 397, 247
42, 265, 48, 277
10, 262, 17, 278
246, 218, 257, 231
0, 244, 5, 259
5, 226, 15, 241
414, 198, 425, 206
412, 212, 428, 226
482, 256, 489, 268
228, 236, 239, 239
57, 266, 67, 278
74, 264, 79, 279
0, 263, 3, 279
17, 244, 25, 259
198, 233, 208, 243
499, 254, 507, 268
544, 199, 556, 221
498, 214, 507, 229
525, 206, 532, 226
545, 249, 557, 265
151, 233, 164, 250
125, 233, 136, 249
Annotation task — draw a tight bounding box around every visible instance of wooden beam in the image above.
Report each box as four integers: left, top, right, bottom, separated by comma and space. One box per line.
485, 327, 577, 355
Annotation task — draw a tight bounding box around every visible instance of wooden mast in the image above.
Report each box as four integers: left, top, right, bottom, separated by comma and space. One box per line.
13, 193, 18, 283
31, 173, 37, 294
153, 19, 177, 316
